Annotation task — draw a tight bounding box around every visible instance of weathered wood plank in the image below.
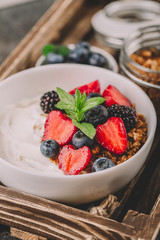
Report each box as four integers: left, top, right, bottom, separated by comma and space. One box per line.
0, 0, 87, 80
11, 227, 47, 240
139, 195, 160, 240
0, 0, 107, 81
122, 210, 149, 236
0, 185, 136, 240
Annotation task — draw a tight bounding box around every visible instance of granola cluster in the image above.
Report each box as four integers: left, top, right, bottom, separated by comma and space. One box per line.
130, 48, 160, 85
84, 113, 147, 173
130, 48, 160, 117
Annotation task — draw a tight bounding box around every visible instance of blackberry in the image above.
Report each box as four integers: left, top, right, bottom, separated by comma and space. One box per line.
108, 104, 137, 132
40, 91, 60, 114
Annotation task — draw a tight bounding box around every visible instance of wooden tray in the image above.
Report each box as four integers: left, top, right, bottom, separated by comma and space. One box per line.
0, 0, 159, 239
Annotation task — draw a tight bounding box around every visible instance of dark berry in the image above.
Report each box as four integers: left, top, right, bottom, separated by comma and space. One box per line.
85, 92, 106, 107
40, 91, 60, 114
72, 131, 94, 149
108, 104, 137, 132
40, 139, 60, 158
86, 92, 102, 101
92, 157, 115, 172
85, 105, 109, 127
68, 47, 90, 63
88, 53, 107, 67
46, 52, 64, 64
75, 41, 90, 50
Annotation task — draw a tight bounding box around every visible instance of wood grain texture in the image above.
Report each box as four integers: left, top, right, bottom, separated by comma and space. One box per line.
122, 210, 149, 236
139, 195, 160, 240
0, 0, 86, 80
11, 227, 47, 240
0, 0, 107, 81
122, 195, 160, 240
0, 186, 136, 240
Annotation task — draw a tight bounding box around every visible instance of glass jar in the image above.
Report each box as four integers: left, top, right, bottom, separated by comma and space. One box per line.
120, 24, 160, 119
91, 0, 160, 50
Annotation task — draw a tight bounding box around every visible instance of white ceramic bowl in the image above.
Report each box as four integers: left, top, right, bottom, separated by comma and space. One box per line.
0, 64, 157, 204
35, 44, 118, 73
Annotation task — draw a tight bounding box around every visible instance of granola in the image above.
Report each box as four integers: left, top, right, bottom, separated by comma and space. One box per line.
84, 113, 147, 173
130, 48, 160, 117
130, 47, 160, 85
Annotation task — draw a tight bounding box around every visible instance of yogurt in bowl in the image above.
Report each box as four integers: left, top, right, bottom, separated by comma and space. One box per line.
0, 64, 157, 204
0, 98, 64, 175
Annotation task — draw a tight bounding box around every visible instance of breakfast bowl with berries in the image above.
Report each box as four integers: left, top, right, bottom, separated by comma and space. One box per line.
0, 64, 156, 204
35, 41, 118, 72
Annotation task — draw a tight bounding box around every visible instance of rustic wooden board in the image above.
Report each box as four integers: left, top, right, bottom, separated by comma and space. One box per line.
0, 0, 160, 239
0, 185, 159, 239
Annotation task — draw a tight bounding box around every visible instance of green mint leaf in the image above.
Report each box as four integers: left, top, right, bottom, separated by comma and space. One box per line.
66, 109, 85, 122
42, 44, 55, 56
55, 45, 70, 57
72, 119, 96, 139
56, 102, 76, 112
81, 97, 105, 112
57, 87, 75, 105
75, 89, 82, 110
65, 110, 77, 119
80, 92, 86, 107
76, 111, 85, 122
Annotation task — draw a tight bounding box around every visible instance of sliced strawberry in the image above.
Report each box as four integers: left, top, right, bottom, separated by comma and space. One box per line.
102, 85, 131, 107
42, 111, 77, 146
69, 80, 100, 95
58, 145, 91, 175
96, 117, 127, 155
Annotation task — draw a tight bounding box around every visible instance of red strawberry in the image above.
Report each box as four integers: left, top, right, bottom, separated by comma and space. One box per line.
69, 80, 100, 95
42, 111, 77, 146
58, 145, 91, 175
102, 85, 131, 107
96, 117, 127, 155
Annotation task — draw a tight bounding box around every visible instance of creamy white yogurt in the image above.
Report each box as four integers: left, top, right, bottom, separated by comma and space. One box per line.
0, 97, 64, 175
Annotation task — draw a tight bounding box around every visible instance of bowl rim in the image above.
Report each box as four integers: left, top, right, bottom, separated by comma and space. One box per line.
0, 64, 157, 179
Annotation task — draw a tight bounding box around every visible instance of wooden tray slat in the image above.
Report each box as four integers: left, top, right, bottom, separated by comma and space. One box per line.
0, 185, 159, 239
0, 0, 107, 81
0, 186, 136, 240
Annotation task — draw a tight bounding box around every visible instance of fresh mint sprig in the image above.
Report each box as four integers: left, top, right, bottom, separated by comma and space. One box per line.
42, 44, 70, 57
56, 88, 105, 139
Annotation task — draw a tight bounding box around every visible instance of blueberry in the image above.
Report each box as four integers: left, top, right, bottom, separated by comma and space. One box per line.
72, 131, 94, 149
86, 93, 106, 107
86, 92, 102, 101
40, 139, 60, 158
92, 157, 115, 172
85, 105, 109, 127
68, 46, 90, 64
75, 41, 90, 50
46, 52, 64, 64
88, 53, 107, 67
